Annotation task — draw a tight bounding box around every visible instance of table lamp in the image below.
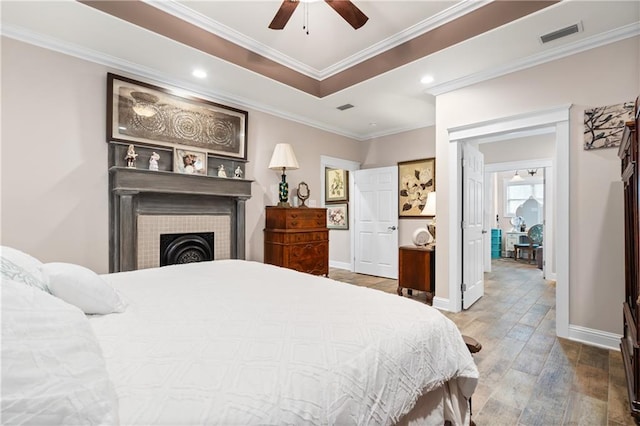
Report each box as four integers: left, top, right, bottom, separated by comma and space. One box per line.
421, 191, 436, 245
269, 143, 299, 207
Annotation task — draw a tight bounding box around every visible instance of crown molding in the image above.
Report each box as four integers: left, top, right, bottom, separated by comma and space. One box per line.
428, 21, 640, 96
319, 0, 491, 79
142, 0, 323, 78
0, 24, 364, 141
144, 0, 490, 80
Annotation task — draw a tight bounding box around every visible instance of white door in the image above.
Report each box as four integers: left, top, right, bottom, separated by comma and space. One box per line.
353, 166, 399, 278
483, 173, 494, 273
462, 143, 484, 309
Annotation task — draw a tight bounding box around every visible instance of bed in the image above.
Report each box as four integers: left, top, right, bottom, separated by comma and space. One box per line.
1, 246, 479, 425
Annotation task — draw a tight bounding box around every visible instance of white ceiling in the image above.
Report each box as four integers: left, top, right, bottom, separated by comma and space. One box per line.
2, 0, 639, 140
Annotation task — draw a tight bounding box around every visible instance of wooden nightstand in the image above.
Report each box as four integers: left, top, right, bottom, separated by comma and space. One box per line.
264, 206, 329, 276
398, 245, 435, 305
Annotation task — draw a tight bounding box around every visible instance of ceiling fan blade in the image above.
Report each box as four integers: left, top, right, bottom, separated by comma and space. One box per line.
324, 0, 368, 30
269, 0, 300, 30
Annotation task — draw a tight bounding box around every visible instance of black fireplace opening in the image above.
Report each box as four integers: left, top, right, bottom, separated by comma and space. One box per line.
160, 232, 214, 266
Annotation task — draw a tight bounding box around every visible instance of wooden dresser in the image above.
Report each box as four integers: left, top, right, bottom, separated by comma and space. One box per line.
264, 207, 328, 276
619, 96, 640, 420
397, 245, 435, 305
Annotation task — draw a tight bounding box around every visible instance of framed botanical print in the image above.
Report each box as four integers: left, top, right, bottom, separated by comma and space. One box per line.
327, 203, 348, 230
325, 168, 348, 202
398, 158, 435, 218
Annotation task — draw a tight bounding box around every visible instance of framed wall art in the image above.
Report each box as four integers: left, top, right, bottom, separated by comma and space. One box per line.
107, 73, 248, 159
327, 203, 349, 230
584, 101, 634, 150
325, 168, 348, 203
398, 158, 435, 218
173, 148, 207, 175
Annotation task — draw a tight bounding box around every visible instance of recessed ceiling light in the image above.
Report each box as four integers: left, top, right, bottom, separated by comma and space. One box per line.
420, 75, 434, 85
192, 69, 207, 79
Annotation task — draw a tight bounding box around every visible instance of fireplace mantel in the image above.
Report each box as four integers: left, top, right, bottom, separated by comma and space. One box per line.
109, 166, 252, 272
110, 167, 252, 198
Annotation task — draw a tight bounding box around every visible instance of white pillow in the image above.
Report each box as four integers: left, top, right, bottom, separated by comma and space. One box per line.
0, 246, 49, 292
39, 262, 127, 315
1, 279, 119, 424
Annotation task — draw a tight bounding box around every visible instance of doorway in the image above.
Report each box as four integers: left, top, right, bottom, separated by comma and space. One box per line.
484, 159, 553, 280
448, 105, 570, 338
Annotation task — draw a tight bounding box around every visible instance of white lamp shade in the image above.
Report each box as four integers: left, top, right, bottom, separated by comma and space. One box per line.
510, 171, 524, 182
269, 143, 299, 170
421, 192, 436, 216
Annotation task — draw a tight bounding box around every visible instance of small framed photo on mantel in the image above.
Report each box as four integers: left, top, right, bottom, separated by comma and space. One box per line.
173, 148, 207, 175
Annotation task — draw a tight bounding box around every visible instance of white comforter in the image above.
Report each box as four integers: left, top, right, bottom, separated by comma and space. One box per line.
90, 260, 478, 425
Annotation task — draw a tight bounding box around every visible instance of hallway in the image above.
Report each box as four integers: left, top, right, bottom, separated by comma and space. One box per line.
329, 259, 634, 425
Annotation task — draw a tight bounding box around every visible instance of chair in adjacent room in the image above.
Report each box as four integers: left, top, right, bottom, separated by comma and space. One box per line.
513, 224, 543, 263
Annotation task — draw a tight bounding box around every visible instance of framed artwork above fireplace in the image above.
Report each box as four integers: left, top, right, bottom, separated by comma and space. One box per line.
107, 73, 248, 160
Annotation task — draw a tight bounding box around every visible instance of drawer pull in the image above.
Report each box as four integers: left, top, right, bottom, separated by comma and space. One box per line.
291, 221, 298, 226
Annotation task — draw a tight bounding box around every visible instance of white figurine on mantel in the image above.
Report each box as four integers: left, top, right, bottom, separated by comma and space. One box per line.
125, 144, 138, 168
149, 152, 160, 171
217, 164, 227, 178
234, 166, 243, 179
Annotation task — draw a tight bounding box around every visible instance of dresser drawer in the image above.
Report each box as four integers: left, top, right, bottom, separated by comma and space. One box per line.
264, 230, 328, 244
266, 207, 326, 229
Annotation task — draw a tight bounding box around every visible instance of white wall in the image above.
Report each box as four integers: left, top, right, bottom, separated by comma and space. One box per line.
0, 37, 363, 272
435, 36, 639, 335
361, 126, 435, 246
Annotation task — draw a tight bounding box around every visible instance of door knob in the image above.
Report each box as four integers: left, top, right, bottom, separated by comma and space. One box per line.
481, 229, 488, 234
388, 226, 397, 231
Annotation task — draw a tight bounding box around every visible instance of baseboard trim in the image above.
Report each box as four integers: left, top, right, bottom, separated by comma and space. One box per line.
329, 260, 351, 271
568, 324, 621, 351
432, 297, 451, 311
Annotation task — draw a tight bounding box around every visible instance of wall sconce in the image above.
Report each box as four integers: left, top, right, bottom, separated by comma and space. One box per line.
268, 143, 299, 207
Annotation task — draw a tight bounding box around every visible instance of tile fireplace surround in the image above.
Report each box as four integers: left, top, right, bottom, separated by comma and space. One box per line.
109, 167, 252, 273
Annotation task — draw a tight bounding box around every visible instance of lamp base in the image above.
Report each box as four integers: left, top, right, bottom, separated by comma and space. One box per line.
427, 223, 436, 246
277, 201, 291, 208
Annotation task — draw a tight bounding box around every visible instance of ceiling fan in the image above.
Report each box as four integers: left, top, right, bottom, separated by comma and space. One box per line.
269, 0, 369, 30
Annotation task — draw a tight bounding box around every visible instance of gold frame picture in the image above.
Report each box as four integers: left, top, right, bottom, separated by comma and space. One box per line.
398, 158, 435, 218
325, 168, 348, 203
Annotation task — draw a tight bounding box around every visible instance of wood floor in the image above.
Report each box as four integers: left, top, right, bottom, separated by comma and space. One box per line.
329, 258, 635, 425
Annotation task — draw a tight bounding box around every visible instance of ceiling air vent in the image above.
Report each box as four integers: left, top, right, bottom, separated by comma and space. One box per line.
540, 22, 582, 44
336, 103, 354, 111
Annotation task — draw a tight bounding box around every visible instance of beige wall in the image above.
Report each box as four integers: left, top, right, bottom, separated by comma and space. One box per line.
0, 37, 362, 272
480, 133, 555, 164
435, 36, 639, 334
361, 126, 436, 246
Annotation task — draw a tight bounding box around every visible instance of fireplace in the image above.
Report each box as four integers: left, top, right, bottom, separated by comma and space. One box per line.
160, 232, 214, 266
109, 166, 251, 273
